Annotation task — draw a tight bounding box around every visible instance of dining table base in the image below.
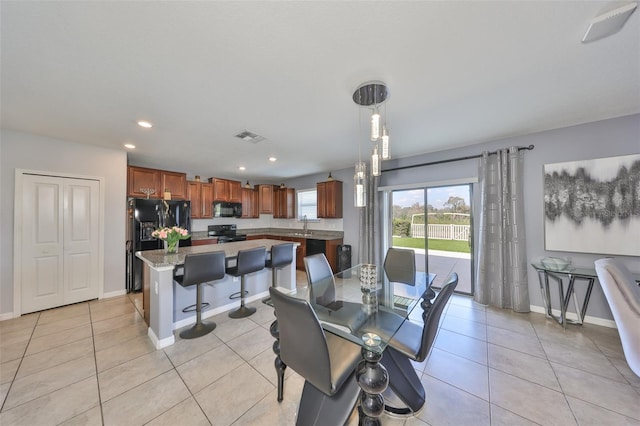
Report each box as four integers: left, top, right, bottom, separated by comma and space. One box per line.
356, 347, 389, 425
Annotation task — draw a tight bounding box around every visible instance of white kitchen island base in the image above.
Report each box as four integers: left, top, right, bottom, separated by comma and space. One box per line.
137, 239, 298, 349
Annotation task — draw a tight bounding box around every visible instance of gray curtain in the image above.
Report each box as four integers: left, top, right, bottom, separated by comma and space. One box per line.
358, 175, 381, 266
474, 147, 529, 312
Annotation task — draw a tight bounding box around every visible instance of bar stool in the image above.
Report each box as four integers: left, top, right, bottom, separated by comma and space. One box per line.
263, 243, 294, 304
227, 246, 266, 318
174, 251, 226, 339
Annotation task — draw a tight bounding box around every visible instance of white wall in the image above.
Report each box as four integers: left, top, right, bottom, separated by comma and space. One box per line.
1, 129, 127, 315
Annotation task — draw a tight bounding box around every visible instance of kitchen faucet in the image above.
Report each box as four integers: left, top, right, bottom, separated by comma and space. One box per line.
302, 214, 308, 232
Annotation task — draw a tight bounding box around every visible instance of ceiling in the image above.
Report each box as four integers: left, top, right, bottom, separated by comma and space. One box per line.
2, 1, 639, 181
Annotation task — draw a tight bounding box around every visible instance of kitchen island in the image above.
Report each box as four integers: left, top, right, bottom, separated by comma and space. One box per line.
136, 239, 298, 349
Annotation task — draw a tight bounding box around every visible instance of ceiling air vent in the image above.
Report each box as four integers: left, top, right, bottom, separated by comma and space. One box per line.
234, 130, 265, 144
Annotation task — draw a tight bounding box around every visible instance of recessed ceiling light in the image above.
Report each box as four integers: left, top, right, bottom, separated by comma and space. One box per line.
124, 143, 136, 149
238, 166, 246, 171
137, 120, 152, 128
269, 157, 277, 162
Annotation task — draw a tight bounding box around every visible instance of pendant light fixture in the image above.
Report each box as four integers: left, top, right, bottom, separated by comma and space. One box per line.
352, 80, 391, 190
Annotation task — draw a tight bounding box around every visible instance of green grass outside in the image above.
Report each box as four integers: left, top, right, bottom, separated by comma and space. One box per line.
392, 237, 470, 254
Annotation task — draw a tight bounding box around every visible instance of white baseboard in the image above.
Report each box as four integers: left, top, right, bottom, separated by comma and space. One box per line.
173, 290, 270, 330
529, 304, 617, 329
102, 289, 127, 299
0, 312, 16, 321
148, 327, 175, 349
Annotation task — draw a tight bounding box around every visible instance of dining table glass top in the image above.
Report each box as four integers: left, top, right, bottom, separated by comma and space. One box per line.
286, 264, 436, 355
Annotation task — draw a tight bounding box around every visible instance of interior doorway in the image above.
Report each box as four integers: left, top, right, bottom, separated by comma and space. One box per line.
389, 184, 473, 294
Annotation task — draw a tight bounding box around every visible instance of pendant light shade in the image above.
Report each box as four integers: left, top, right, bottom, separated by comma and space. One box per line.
371, 145, 381, 177
381, 127, 390, 160
371, 110, 381, 141
354, 161, 367, 207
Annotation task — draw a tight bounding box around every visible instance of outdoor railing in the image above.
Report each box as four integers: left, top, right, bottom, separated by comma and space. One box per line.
411, 224, 470, 241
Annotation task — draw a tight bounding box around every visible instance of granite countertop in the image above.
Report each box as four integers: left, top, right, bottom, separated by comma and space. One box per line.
136, 238, 299, 268
241, 227, 344, 240
189, 228, 343, 241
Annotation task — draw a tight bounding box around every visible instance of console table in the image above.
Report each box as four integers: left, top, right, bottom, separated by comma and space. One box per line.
531, 262, 640, 328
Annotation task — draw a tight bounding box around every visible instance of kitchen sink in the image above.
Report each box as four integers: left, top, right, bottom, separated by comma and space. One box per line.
291, 232, 313, 237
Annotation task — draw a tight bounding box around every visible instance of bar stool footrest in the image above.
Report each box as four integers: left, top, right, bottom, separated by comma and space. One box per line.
182, 302, 210, 313
229, 291, 249, 300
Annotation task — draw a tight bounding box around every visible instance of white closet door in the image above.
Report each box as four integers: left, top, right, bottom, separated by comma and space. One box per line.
21, 174, 100, 314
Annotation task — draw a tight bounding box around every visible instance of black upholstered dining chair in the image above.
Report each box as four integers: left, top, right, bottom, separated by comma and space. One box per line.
269, 287, 362, 426
381, 272, 458, 414
174, 251, 226, 339
383, 247, 416, 285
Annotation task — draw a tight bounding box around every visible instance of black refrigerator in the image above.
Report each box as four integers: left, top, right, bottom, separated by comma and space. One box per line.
126, 198, 192, 292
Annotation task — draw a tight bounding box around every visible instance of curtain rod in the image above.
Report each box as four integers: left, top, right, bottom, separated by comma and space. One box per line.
381, 144, 534, 173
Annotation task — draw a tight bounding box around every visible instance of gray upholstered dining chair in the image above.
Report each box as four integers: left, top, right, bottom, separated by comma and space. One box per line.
376, 273, 458, 414
304, 253, 366, 331
383, 247, 416, 285
269, 287, 362, 426
595, 258, 640, 377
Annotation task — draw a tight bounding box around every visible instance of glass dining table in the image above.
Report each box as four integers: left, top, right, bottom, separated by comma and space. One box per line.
267, 263, 436, 424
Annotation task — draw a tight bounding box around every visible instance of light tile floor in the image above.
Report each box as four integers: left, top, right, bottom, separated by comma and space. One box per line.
1, 279, 639, 425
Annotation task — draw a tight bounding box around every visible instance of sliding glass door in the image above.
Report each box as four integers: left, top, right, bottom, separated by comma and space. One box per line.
390, 184, 474, 295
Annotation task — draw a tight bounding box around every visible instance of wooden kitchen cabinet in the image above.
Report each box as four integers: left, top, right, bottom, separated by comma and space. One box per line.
161, 171, 187, 199
210, 178, 242, 202
241, 187, 259, 218
191, 238, 218, 246
228, 180, 242, 203
187, 181, 213, 218
325, 238, 343, 273
127, 166, 160, 198
127, 166, 187, 200
258, 184, 275, 214
317, 180, 343, 218
274, 187, 295, 218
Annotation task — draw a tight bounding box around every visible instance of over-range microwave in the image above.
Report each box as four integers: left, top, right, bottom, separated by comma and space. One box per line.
213, 201, 242, 218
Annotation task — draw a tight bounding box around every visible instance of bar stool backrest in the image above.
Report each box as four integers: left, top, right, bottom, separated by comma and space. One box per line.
178, 252, 226, 287
236, 246, 266, 275
270, 243, 294, 268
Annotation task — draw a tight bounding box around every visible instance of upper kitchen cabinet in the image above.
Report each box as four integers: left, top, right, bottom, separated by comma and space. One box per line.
241, 187, 259, 218
317, 180, 343, 218
258, 184, 274, 214
210, 178, 242, 203
187, 181, 213, 219
128, 166, 161, 198
127, 166, 187, 199
161, 171, 187, 199
274, 187, 295, 219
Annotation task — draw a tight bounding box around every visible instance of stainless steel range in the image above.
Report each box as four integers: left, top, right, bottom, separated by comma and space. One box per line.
208, 224, 247, 243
